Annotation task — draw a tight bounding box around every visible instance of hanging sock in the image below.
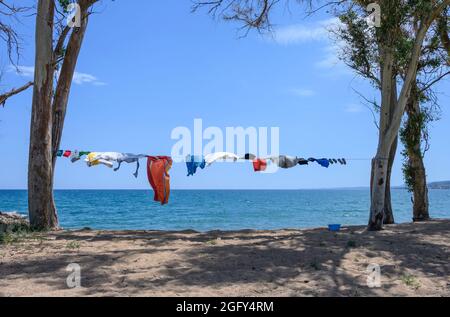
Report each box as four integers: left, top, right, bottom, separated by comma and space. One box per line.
205, 152, 240, 166
63, 150, 72, 158
186, 155, 206, 176
253, 159, 267, 172
147, 156, 173, 205
56, 150, 63, 157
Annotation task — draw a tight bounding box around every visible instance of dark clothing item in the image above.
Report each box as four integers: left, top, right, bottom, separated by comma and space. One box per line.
147, 156, 172, 205
244, 153, 256, 160
56, 150, 63, 157
186, 155, 206, 176
297, 159, 309, 165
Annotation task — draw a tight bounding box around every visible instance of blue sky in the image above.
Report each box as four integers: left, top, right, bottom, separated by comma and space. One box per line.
0, 0, 449, 190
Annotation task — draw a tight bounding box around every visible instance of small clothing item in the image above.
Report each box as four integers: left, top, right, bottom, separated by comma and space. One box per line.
113, 153, 147, 178
316, 158, 330, 168
85, 152, 114, 168
297, 158, 309, 166
56, 150, 63, 157
147, 156, 172, 205
267, 155, 302, 169
85, 152, 146, 177
186, 155, 206, 176
205, 152, 240, 166
308, 158, 330, 168
243, 153, 256, 160
63, 150, 72, 158
70, 150, 82, 163
253, 159, 267, 172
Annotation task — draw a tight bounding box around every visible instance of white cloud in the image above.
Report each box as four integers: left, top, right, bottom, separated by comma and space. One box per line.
345, 104, 364, 113
271, 18, 350, 74
289, 88, 316, 97
11, 65, 35, 77
271, 18, 341, 45
9, 65, 106, 86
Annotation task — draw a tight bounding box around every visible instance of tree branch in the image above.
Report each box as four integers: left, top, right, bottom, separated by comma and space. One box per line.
0, 81, 33, 107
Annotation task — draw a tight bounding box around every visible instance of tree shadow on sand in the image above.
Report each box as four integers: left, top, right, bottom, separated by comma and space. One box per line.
1, 220, 448, 296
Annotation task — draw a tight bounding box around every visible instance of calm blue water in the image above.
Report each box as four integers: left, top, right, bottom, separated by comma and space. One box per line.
1, 189, 449, 231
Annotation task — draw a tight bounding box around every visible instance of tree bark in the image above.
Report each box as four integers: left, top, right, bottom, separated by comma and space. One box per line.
52, 5, 90, 169
28, 0, 58, 230
404, 86, 430, 222
383, 77, 400, 225
369, 12, 432, 231
383, 136, 397, 224
369, 42, 395, 231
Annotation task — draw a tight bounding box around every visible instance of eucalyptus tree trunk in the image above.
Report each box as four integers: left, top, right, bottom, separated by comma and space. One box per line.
369, 44, 396, 231
404, 86, 430, 222
369, 17, 430, 231
52, 4, 90, 168
383, 79, 400, 225
28, 0, 58, 230
383, 136, 397, 224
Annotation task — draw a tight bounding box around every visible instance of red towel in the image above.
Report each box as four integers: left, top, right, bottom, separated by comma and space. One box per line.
147, 156, 173, 205
253, 159, 267, 172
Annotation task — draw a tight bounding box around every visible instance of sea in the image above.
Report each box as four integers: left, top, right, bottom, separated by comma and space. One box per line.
1, 189, 449, 231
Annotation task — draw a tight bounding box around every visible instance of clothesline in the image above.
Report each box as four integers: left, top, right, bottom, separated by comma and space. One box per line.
56, 150, 352, 206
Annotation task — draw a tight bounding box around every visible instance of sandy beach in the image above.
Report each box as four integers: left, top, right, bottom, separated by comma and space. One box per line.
1, 219, 449, 297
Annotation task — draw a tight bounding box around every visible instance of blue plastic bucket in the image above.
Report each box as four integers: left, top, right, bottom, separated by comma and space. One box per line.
328, 224, 341, 232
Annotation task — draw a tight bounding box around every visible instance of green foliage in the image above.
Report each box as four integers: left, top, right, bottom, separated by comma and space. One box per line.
58, 0, 72, 13
66, 241, 81, 249
0, 228, 37, 245
401, 274, 421, 289
399, 96, 435, 192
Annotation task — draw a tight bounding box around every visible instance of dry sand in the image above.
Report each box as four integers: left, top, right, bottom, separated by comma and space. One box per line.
0, 219, 449, 297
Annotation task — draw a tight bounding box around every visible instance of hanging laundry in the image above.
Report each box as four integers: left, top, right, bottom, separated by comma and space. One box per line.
63, 150, 72, 158
267, 155, 302, 169
186, 155, 206, 176
253, 159, 267, 172
85, 152, 114, 168
243, 153, 256, 160
308, 158, 330, 168
114, 153, 147, 178
147, 156, 172, 205
85, 152, 146, 177
56, 150, 63, 157
297, 158, 309, 166
80, 151, 91, 157
316, 158, 330, 168
205, 152, 240, 166
70, 150, 82, 163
